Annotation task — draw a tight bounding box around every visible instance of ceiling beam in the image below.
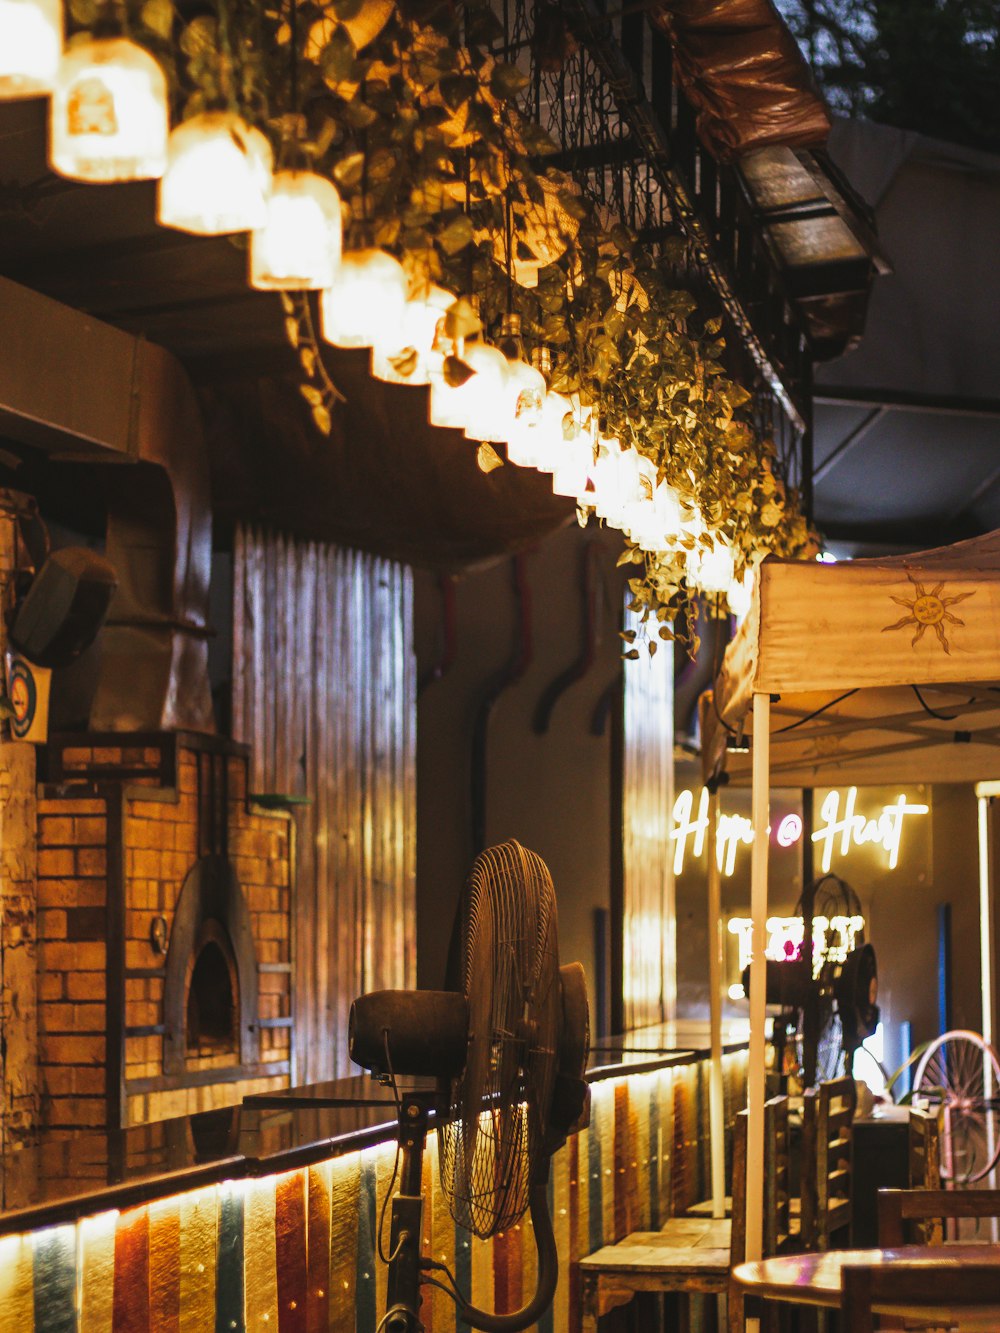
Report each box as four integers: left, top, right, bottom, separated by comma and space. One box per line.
816, 385, 1000, 419
812, 405, 884, 483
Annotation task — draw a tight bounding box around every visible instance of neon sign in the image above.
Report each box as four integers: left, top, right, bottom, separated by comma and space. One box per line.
671, 785, 928, 878
726, 913, 865, 1000
812, 787, 928, 873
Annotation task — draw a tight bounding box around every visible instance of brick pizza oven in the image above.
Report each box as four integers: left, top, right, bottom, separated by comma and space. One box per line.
36, 732, 293, 1131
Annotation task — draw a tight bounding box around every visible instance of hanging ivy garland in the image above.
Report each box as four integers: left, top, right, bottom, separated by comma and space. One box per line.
64, 0, 815, 647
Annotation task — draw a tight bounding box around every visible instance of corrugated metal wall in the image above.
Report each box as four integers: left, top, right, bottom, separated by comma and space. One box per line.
622, 609, 676, 1030
232, 528, 416, 1083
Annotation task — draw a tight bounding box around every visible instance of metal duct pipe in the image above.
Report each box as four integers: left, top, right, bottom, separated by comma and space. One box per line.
0, 277, 213, 732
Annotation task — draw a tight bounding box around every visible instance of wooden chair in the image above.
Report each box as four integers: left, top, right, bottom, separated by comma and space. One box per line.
878, 1187, 1000, 1246
875, 1191, 1000, 1329
908, 1105, 942, 1190
840, 1261, 1000, 1333
579, 1097, 792, 1333
907, 1106, 943, 1243
800, 1076, 853, 1250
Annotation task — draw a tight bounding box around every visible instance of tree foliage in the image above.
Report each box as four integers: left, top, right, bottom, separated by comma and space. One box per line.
778, 0, 1000, 154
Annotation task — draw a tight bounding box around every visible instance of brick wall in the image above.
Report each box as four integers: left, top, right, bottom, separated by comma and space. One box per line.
37, 735, 293, 1132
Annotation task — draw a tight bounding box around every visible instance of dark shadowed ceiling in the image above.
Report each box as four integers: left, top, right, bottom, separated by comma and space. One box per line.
0, 99, 573, 570
815, 117, 1000, 553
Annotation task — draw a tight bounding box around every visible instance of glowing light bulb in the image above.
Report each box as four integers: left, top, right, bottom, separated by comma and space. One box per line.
687, 542, 736, 595
0, 0, 61, 99
500, 361, 547, 461
590, 438, 624, 522
249, 170, 342, 290
727, 567, 754, 618
50, 38, 168, 182
158, 113, 273, 235
551, 426, 593, 499
320, 249, 408, 349
371, 285, 453, 386
634, 482, 684, 551
526, 391, 573, 473
457, 344, 510, 441
620, 452, 658, 538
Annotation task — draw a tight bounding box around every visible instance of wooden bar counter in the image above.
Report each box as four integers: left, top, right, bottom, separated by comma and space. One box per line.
0, 1025, 747, 1331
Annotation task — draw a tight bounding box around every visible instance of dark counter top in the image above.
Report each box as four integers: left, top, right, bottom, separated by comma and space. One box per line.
0, 1022, 747, 1239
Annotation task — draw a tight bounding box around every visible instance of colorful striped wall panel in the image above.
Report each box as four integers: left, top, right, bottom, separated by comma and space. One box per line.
7, 1053, 747, 1332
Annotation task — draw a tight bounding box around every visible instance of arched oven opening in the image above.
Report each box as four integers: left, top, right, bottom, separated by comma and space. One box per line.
186, 923, 239, 1060
163, 856, 260, 1076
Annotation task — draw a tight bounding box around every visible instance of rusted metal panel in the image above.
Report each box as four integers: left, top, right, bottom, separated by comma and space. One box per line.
0, 276, 136, 460
232, 528, 416, 1082
0, 499, 39, 1150
0, 279, 212, 733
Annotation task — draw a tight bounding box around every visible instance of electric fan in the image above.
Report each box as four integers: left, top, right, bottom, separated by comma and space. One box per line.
349, 839, 591, 1332
742, 874, 879, 1088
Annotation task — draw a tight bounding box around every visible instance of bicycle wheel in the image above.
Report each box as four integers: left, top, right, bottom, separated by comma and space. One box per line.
913, 1030, 1000, 1184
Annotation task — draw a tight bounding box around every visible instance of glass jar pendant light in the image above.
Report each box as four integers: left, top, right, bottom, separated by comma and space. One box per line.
458, 343, 511, 443
158, 112, 273, 235
371, 285, 454, 385
429, 341, 508, 433
49, 37, 168, 182
0, 0, 62, 100
510, 387, 567, 471
250, 170, 343, 290
250, 0, 340, 289
320, 249, 408, 349
687, 541, 736, 595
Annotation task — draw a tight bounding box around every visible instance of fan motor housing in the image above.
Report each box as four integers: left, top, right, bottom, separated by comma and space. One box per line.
349, 989, 469, 1080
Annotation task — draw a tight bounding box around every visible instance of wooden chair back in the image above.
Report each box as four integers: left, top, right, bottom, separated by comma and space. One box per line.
730, 1105, 790, 1333
799, 1086, 818, 1248
813, 1075, 853, 1248
907, 1106, 943, 1243
878, 1187, 1000, 1246
764, 1094, 792, 1254
840, 1261, 1000, 1333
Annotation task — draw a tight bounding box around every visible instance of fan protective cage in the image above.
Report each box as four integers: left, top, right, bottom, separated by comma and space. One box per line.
438, 840, 561, 1240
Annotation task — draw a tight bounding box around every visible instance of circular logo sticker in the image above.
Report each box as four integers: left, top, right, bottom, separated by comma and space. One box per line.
8, 659, 36, 740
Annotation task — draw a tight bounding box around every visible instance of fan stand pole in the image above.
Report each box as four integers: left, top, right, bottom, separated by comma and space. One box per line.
385, 1093, 433, 1332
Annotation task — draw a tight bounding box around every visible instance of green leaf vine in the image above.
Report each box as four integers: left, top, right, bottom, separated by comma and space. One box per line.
67, 0, 815, 638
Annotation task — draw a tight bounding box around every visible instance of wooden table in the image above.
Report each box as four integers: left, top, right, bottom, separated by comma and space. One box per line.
579, 1217, 732, 1330
733, 1245, 1000, 1328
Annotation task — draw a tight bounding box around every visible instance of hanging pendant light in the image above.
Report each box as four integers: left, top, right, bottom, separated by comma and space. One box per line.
249, 170, 343, 290
551, 438, 593, 499
551, 414, 594, 499
429, 341, 507, 432
371, 285, 453, 385
528, 389, 576, 474
456, 343, 510, 441
591, 438, 635, 526
0, 0, 62, 99
634, 482, 684, 552
158, 112, 273, 235
495, 358, 546, 454
687, 542, 736, 595
49, 37, 168, 182
320, 248, 408, 349
491, 317, 545, 454
727, 567, 754, 618
620, 452, 657, 531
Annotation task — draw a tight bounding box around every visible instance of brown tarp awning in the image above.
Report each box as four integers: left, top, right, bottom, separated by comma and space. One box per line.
650, 0, 831, 162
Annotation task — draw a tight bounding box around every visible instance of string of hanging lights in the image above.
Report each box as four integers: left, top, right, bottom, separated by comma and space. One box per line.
0, 0, 805, 623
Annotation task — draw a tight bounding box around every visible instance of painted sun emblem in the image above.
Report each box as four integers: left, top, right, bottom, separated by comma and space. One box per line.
881, 572, 975, 654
